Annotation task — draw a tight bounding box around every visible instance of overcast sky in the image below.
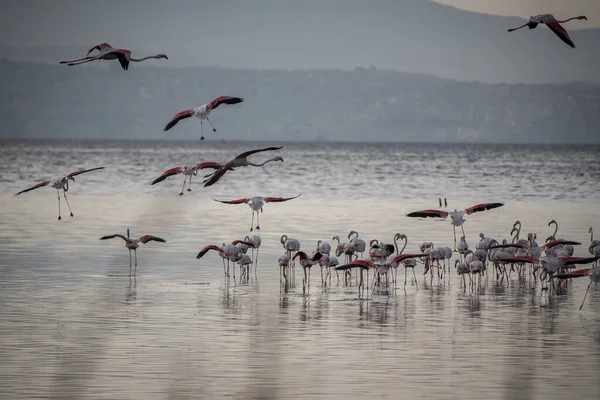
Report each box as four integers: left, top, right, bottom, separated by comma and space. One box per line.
434, 0, 599, 26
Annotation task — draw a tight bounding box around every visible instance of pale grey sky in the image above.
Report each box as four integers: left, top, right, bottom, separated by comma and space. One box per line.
433, 0, 599, 28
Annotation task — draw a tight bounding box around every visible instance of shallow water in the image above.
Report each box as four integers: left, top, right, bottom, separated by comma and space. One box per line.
1, 139, 600, 399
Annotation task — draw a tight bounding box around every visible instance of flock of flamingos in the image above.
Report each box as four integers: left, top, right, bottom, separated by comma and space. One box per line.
10, 12, 599, 309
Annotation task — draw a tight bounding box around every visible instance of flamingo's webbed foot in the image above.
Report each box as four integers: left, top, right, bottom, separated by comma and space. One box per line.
179, 192, 184, 196
70, 212, 74, 217
58, 216, 62, 220
187, 188, 192, 192
212, 128, 217, 132
200, 136, 205, 141
256, 225, 260, 230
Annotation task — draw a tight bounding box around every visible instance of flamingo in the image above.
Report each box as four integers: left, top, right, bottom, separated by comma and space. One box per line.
196, 239, 255, 278
151, 162, 222, 195
406, 202, 504, 250
99, 229, 166, 276
213, 194, 301, 231
202, 146, 284, 187
316, 240, 332, 255
347, 231, 367, 258
163, 96, 244, 140
335, 259, 375, 297
244, 235, 262, 271
60, 42, 168, 70
292, 251, 323, 294
564, 265, 600, 309
508, 14, 587, 48
278, 254, 291, 282
13, 167, 105, 220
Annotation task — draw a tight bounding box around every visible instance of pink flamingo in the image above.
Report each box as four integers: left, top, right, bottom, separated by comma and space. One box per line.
508, 14, 587, 48
151, 162, 222, 195
406, 202, 504, 250
202, 146, 284, 187
163, 96, 244, 140
99, 229, 166, 276
213, 194, 301, 231
292, 251, 323, 294
13, 167, 105, 220
59, 42, 168, 70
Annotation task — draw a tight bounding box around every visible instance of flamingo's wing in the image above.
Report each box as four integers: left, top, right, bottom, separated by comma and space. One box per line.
560, 268, 591, 279
67, 166, 105, 179
509, 255, 539, 264
99, 234, 128, 241
195, 161, 222, 170
406, 209, 449, 219
13, 180, 51, 196
202, 161, 236, 187
231, 240, 255, 247
541, 239, 581, 250
264, 194, 302, 203
391, 253, 429, 264
465, 202, 504, 215
207, 96, 244, 110
234, 146, 284, 160
213, 197, 250, 204
335, 259, 374, 271
562, 256, 599, 266
113, 50, 130, 70
151, 167, 182, 185
138, 235, 166, 244
164, 109, 194, 132
196, 244, 222, 259
87, 42, 113, 56
545, 19, 576, 48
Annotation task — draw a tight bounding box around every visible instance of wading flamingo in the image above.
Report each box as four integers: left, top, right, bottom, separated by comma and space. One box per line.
203, 146, 284, 187
163, 96, 244, 140
562, 265, 600, 309
507, 14, 587, 48
406, 202, 504, 250
244, 235, 262, 271
292, 251, 323, 294
99, 229, 166, 276
196, 239, 255, 278
13, 167, 105, 220
213, 194, 301, 231
151, 162, 222, 195
60, 42, 168, 70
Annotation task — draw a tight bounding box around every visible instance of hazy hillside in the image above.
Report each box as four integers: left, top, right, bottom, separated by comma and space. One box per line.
0, 59, 599, 144
0, 0, 599, 84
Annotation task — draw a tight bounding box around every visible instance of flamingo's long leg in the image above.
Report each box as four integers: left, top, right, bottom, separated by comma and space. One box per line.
580, 281, 592, 310
63, 191, 74, 217
129, 250, 132, 276
207, 117, 217, 132
254, 248, 259, 274
412, 268, 418, 289
66, 58, 98, 66
60, 56, 95, 64
56, 189, 62, 220
134, 250, 138, 276
179, 178, 186, 196
200, 120, 205, 141
256, 211, 260, 230
187, 175, 193, 192
250, 212, 254, 232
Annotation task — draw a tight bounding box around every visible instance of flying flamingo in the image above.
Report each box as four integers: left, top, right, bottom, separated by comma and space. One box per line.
99, 229, 166, 276
507, 14, 587, 48
406, 202, 504, 250
163, 96, 244, 140
13, 167, 105, 220
202, 146, 284, 187
214, 194, 301, 231
59, 42, 168, 70
151, 162, 222, 195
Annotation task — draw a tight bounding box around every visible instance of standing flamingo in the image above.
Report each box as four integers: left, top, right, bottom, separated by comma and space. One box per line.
507, 14, 587, 48
406, 202, 504, 250
213, 194, 301, 231
13, 167, 105, 220
60, 43, 168, 70
151, 162, 222, 195
244, 235, 262, 272
202, 146, 284, 187
99, 229, 166, 276
566, 265, 600, 309
163, 96, 244, 140
292, 251, 323, 294
196, 239, 255, 278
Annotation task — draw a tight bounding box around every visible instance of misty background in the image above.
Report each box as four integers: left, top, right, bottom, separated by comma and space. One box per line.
1, 0, 599, 143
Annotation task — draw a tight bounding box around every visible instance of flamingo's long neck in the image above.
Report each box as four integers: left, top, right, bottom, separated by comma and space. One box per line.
248, 157, 279, 167
130, 55, 162, 62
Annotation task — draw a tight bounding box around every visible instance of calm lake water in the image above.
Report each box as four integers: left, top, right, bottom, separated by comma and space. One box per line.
1, 139, 600, 399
